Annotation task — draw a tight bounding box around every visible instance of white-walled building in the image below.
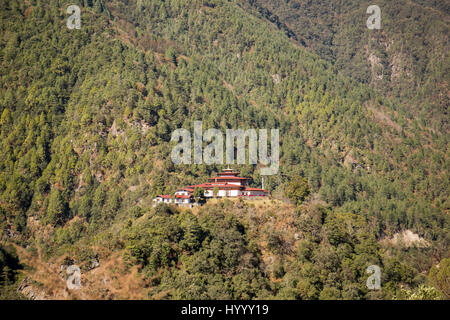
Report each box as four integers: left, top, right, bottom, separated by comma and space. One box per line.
152, 168, 268, 206
152, 193, 195, 207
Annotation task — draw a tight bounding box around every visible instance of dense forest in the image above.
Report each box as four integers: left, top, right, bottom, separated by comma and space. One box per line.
243, 0, 449, 131
0, 0, 448, 299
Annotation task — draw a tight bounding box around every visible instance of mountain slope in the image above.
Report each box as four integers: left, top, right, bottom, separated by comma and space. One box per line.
0, 0, 448, 299
241, 0, 450, 131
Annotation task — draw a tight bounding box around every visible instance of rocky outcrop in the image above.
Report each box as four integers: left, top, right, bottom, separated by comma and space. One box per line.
17, 278, 49, 300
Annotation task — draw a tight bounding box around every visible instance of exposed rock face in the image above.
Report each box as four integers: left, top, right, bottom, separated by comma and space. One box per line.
87, 257, 100, 271
17, 278, 49, 300
368, 52, 383, 81
390, 230, 430, 248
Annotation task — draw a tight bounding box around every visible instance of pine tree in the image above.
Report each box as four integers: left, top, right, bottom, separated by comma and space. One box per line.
46, 189, 67, 226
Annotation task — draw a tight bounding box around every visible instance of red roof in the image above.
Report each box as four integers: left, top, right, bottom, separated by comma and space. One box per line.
169, 170, 267, 198
186, 184, 213, 188
218, 172, 240, 176
209, 176, 248, 180
244, 187, 267, 192
157, 194, 192, 199
175, 195, 192, 199
191, 184, 214, 188
188, 183, 243, 190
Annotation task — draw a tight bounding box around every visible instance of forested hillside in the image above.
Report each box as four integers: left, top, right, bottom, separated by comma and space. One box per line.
242, 0, 449, 131
0, 0, 448, 299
